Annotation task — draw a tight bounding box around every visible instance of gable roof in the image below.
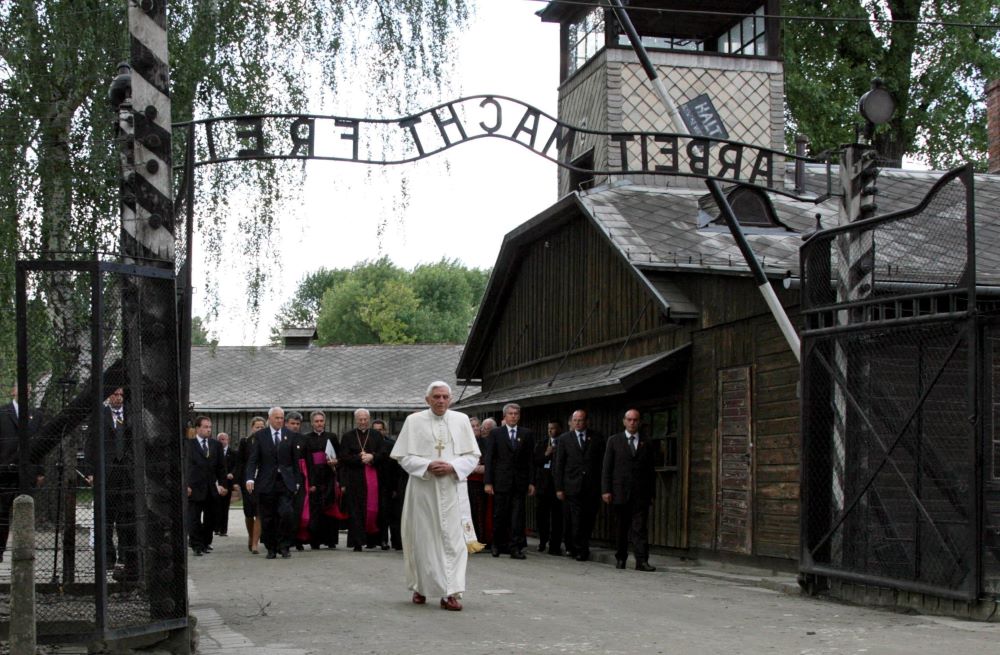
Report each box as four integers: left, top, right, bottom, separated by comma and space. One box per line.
191, 344, 476, 412
457, 166, 1000, 382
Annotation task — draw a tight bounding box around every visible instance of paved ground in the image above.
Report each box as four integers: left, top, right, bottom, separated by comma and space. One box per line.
181, 510, 1000, 655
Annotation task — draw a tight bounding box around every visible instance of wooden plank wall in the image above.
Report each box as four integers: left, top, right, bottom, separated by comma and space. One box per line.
687, 277, 801, 559
481, 216, 682, 390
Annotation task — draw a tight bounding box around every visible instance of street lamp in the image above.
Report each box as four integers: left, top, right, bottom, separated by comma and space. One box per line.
858, 78, 895, 142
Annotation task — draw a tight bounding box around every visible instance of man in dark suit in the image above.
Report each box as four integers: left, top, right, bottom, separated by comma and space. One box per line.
246, 407, 302, 559
0, 384, 44, 562
84, 386, 138, 577
555, 409, 605, 562
187, 417, 227, 555
602, 409, 656, 571
533, 419, 564, 555
214, 432, 238, 537
484, 403, 535, 559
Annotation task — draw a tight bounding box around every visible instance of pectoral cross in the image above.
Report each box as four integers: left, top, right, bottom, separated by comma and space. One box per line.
434, 439, 445, 457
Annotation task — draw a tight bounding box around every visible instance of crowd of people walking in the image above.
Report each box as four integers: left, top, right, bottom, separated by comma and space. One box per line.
185, 399, 658, 574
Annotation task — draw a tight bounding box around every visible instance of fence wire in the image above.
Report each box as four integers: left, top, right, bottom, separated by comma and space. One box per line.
1, 260, 186, 641
800, 165, 980, 600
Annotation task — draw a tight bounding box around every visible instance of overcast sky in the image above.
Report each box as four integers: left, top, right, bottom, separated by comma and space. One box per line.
195, 2, 560, 345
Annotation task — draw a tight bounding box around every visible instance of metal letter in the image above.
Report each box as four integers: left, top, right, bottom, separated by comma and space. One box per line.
541, 124, 575, 159
478, 96, 502, 134
289, 117, 315, 158
431, 103, 468, 146
716, 143, 743, 182
748, 150, 774, 188
399, 116, 425, 156
335, 119, 359, 161
235, 117, 265, 158
687, 138, 709, 176
611, 134, 634, 172
654, 135, 678, 173
511, 108, 541, 149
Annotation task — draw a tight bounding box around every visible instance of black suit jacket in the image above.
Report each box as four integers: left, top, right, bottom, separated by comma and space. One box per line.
187, 437, 226, 502
245, 427, 302, 495
221, 445, 238, 489
0, 401, 43, 476
602, 431, 656, 506
83, 405, 131, 480
532, 433, 559, 496
483, 424, 535, 494
554, 429, 606, 497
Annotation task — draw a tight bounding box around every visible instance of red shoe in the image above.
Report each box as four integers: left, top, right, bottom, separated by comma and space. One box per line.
412, 592, 426, 605
440, 596, 462, 611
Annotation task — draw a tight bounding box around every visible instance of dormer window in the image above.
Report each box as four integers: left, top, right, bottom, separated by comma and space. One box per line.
697, 186, 790, 231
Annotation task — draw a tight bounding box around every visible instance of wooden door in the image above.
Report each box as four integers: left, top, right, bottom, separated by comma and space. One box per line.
716, 366, 753, 554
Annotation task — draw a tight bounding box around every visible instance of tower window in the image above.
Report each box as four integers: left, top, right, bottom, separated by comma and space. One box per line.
717, 6, 767, 56
568, 7, 606, 75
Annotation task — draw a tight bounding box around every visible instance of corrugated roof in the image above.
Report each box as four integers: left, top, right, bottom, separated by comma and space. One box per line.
190, 344, 477, 412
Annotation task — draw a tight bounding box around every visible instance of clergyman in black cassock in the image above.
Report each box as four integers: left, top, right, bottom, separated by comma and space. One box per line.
339, 409, 388, 551
302, 411, 341, 549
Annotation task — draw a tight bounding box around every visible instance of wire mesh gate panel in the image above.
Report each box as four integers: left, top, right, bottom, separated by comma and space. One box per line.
798, 166, 985, 601
2, 259, 187, 643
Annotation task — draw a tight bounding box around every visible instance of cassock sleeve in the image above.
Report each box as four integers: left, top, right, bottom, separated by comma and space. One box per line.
449, 453, 480, 482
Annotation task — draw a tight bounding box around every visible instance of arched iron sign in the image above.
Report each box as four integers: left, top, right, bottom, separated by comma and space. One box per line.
174, 95, 830, 201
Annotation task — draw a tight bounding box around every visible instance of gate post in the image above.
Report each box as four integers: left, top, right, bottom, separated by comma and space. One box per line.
9, 495, 36, 655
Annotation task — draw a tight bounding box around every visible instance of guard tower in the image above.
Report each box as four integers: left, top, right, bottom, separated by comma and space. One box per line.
539, 1, 784, 195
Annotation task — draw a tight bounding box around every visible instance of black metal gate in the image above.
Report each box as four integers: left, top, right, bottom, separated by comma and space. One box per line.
2, 259, 187, 642
799, 165, 987, 600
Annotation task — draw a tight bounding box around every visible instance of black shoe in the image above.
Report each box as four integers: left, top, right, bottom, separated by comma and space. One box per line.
548, 548, 563, 556
491, 547, 500, 558
204, 545, 213, 552
575, 552, 589, 562
566, 550, 577, 558
510, 550, 526, 560
329, 544, 337, 549
266, 550, 277, 559
281, 548, 291, 558
353, 545, 363, 552
537, 542, 547, 552
636, 561, 656, 572
218, 532, 227, 537
193, 549, 203, 556
365, 544, 376, 550
615, 559, 626, 569
381, 543, 390, 551
295, 544, 304, 551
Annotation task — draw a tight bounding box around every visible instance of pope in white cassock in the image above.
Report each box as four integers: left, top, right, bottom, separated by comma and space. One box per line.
390, 381, 481, 611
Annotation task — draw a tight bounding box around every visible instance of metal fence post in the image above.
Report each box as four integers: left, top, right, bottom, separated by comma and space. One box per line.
9, 494, 35, 655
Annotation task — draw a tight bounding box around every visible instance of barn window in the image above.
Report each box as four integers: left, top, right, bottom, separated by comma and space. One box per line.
701, 186, 787, 231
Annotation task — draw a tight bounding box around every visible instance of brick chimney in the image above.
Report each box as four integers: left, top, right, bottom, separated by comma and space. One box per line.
988, 79, 1000, 173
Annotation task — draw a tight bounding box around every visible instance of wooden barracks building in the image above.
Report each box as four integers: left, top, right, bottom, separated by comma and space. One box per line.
454, 0, 1000, 570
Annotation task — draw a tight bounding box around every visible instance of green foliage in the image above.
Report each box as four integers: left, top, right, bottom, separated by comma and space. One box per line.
0, 1, 471, 398
190, 316, 215, 347
784, 1, 1000, 168
305, 258, 489, 345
